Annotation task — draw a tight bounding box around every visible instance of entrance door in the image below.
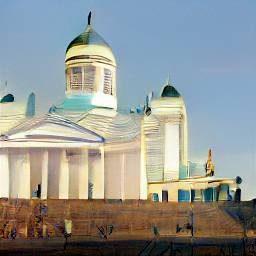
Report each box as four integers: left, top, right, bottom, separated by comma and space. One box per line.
162, 190, 168, 202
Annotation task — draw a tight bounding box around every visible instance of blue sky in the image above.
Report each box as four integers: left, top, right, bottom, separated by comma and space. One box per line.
0, 0, 255, 199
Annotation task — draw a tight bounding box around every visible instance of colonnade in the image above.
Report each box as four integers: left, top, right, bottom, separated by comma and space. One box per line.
0, 147, 105, 199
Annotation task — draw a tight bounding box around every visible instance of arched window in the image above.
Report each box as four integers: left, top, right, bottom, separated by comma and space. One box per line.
103, 68, 112, 95
66, 65, 96, 93
83, 66, 95, 93
70, 67, 82, 90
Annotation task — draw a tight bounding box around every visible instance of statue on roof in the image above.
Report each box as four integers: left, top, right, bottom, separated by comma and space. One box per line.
205, 149, 214, 177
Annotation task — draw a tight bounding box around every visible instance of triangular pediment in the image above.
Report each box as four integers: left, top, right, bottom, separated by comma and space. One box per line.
1, 114, 104, 144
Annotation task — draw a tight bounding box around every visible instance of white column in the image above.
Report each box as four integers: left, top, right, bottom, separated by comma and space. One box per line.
78, 148, 88, 199
59, 149, 69, 199
140, 120, 148, 200
0, 149, 9, 198
19, 149, 30, 199
41, 150, 48, 199
9, 149, 30, 199
99, 146, 104, 199
121, 153, 125, 200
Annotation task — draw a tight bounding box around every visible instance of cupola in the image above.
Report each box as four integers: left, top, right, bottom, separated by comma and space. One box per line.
64, 12, 117, 109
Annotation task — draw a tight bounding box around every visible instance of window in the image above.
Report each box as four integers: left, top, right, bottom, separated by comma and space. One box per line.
191, 189, 202, 202
103, 68, 112, 95
65, 68, 71, 91
84, 66, 95, 93
218, 184, 230, 201
70, 67, 82, 90
67, 65, 96, 93
178, 189, 190, 202
202, 188, 216, 202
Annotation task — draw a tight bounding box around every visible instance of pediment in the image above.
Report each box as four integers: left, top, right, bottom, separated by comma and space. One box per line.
1, 114, 104, 144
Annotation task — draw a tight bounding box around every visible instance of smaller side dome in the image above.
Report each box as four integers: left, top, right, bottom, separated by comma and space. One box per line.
161, 83, 180, 98
0, 94, 14, 103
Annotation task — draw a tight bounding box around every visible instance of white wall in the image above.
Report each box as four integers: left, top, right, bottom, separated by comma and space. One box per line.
148, 182, 190, 202
124, 150, 140, 199
104, 149, 140, 200
148, 183, 166, 202
168, 183, 179, 202
164, 123, 180, 180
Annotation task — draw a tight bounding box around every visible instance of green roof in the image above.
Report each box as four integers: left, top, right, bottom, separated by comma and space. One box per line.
0, 94, 14, 103
66, 25, 110, 53
161, 84, 180, 98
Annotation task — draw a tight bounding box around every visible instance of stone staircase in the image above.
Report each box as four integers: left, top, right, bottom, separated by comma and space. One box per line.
193, 202, 244, 237
0, 199, 254, 239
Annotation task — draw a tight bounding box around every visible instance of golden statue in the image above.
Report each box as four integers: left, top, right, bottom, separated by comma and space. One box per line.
205, 149, 214, 177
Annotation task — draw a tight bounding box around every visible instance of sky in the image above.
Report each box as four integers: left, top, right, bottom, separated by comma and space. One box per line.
0, 0, 255, 200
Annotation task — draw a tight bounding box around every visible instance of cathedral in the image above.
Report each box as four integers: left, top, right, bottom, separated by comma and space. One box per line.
0, 13, 241, 202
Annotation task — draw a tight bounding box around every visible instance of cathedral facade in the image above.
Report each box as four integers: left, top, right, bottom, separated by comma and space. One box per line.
0, 14, 241, 202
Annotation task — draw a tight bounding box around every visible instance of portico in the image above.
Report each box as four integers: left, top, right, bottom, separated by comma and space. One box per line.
0, 146, 104, 200
0, 115, 105, 200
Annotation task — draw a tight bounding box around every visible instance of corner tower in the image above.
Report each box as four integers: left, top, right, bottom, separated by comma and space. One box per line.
143, 79, 188, 183
65, 12, 117, 109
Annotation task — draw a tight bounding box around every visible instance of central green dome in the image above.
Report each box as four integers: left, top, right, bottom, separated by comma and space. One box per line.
66, 25, 110, 53
66, 12, 110, 53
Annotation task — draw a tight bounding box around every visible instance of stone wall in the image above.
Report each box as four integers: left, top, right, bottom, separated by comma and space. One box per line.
0, 199, 255, 239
